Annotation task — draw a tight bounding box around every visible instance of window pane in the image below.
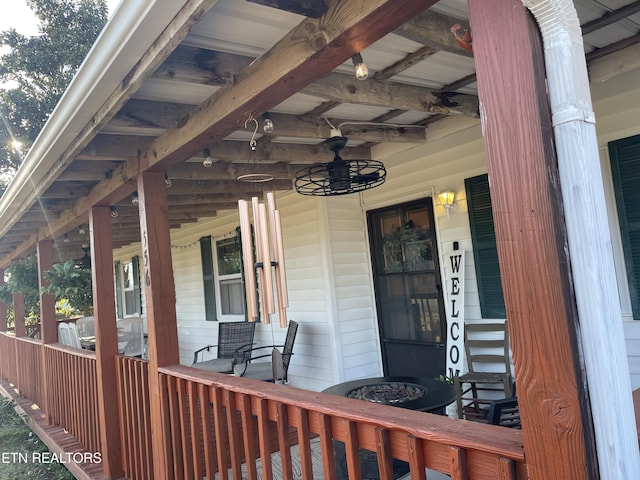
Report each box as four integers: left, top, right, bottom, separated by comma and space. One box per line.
123, 261, 134, 289
220, 279, 244, 315
217, 237, 241, 275
124, 291, 137, 316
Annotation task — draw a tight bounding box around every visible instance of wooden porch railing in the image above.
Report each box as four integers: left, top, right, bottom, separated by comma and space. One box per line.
0, 332, 17, 386
160, 365, 528, 480
15, 336, 44, 408
44, 343, 100, 454
117, 355, 153, 480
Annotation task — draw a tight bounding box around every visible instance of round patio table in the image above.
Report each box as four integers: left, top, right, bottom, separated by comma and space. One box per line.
322, 375, 456, 413
322, 376, 456, 480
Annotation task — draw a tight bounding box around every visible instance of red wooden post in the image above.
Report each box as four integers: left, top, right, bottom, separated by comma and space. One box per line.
90, 206, 124, 479
37, 240, 56, 422
0, 268, 6, 331
137, 170, 180, 479
467, 0, 596, 478
13, 292, 25, 337
38, 240, 57, 344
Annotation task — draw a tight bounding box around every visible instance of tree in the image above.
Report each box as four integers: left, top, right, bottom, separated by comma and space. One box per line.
0, 0, 108, 185
0, 255, 40, 325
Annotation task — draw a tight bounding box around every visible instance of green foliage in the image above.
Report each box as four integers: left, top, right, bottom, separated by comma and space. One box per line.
0, 397, 75, 479
43, 259, 93, 315
0, 255, 40, 323
0, 0, 108, 181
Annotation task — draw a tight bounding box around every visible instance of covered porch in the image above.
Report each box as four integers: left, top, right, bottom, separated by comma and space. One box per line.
1, 0, 640, 479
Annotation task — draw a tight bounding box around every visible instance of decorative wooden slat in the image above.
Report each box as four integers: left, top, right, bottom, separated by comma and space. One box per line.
375, 427, 394, 480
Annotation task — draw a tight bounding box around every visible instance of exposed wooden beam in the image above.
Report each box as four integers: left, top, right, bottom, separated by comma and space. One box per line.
585, 33, 640, 62
168, 161, 304, 180
165, 178, 292, 194
246, 0, 327, 17
374, 45, 438, 81
140, 0, 439, 171
77, 135, 153, 160
581, 0, 640, 35
394, 10, 473, 57
303, 72, 479, 117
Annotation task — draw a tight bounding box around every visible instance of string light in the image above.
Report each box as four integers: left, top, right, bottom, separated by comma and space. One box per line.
110, 206, 119, 218
262, 112, 274, 133
203, 148, 213, 168
352, 53, 368, 81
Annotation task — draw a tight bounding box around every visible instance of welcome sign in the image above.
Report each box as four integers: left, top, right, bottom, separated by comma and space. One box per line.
444, 243, 465, 379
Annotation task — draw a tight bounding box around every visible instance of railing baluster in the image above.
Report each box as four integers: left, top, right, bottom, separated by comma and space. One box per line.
199, 383, 217, 480
176, 377, 194, 480
224, 389, 243, 479
407, 435, 426, 480
188, 380, 203, 480
211, 386, 229, 480
497, 456, 517, 480
166, 374, 183, 479
449, 446, 469, 480
295, 407, 314, 480
257, 398, 274, 480
345, 420, 362, 480
276, 401, 294, 480
131, 358, 143, 480
375, 427, 394, 480
318, 413, 337, 480
239, 392, 258, 480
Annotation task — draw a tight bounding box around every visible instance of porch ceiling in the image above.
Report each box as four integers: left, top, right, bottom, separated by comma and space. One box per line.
0, 0, 639, 264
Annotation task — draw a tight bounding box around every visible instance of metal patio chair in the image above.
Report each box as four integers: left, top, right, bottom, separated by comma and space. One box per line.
233, 320, 298, 383
192, 321, 256, 374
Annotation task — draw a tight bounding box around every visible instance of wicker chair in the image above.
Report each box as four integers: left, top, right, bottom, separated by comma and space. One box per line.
192, 321, 256, 373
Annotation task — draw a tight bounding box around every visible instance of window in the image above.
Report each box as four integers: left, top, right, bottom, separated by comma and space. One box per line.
609, 135, 640, 320
216, 235, 244, 316
115, 256, 141, 318
200, 232, 246, 320
465, 174, 506, 318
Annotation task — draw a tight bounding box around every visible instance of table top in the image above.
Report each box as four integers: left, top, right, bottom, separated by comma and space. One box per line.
322, 376, 456, 413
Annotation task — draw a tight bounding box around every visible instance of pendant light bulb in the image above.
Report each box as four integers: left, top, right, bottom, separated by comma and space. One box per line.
262, 113, 274, 133
110, 206, 119, 218
352, 53, 368, 81
203, 148, 213, 167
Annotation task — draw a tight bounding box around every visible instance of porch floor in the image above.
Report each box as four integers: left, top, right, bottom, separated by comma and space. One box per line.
0, 378, 109, 480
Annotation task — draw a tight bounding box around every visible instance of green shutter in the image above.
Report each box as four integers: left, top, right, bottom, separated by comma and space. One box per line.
200, 236, 217, 321
114, 261, 123, 319
465, 174, 506, 318
609, 135, 640, 320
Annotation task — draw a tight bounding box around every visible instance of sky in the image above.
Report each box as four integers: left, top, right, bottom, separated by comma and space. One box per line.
1, 0, 121, 35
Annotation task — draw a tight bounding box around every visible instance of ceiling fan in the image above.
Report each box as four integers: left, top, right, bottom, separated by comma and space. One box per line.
294, 136, 387, 196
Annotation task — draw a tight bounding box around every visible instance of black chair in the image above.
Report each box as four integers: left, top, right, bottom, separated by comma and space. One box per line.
233, 320, 298, 383
488, 396, 521, 428
192, 321, 256, 373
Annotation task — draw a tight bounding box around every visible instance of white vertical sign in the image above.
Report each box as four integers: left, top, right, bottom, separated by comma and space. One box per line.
444, 244, 465, 379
